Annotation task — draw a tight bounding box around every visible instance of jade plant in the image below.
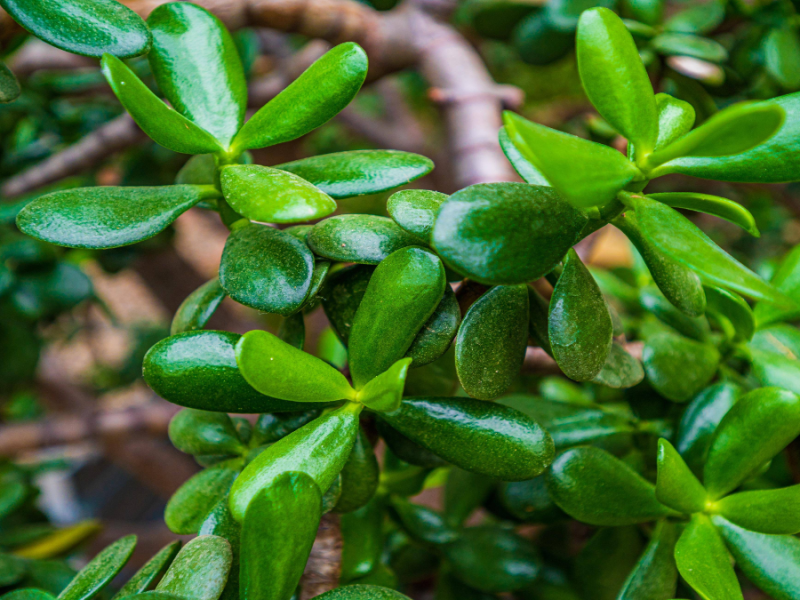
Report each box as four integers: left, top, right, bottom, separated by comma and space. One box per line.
4, 0, 800, 600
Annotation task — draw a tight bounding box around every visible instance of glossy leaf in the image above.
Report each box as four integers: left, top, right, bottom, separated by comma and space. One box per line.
113, 542, 181, 599
577, 8, 658, 156
58, 535, 137, 600
629, 195, 791, 305
358, 358, 411, 412
312, 586, 410, 600
456, 285, 528, 400
498, 127, 549, 185
714, 485, 800, 534
387, 190, 448, 242
406, 286, 461, 367
0, 0, 150, 58
143, 331, 331, 413
165, 464, 239, 535
432, 182, 587, 284
651, 33, 728, 63
147, 3, 246, 147
647, 192, 759, 237
617, 520, 679, 600
221, 165, 336, 224
674, 514, 742, 600
704, 286, 755, 342
235, 329, 355, 403
233, 43, 367, 152
750, 347, 800, 394
349, 247, 445, 387
754, 244, 800, 326
168, 409, 243, 456
308, 215, 419, 265
547, 447, 673, 525
156, 536, 232, 600
656, 439, 707, 514
704, 387, 800, 499
321, 265, 375, 346
17, 185, 216, 250
643, 332, 719, 402
504, 112, 641, 208
101, 55, 223, 154
713, 516, 800, 600
219, 224, 314, 315
229, 403, 361, 521
496, 476, 564, 524
278, 150, 433, 199
592, 342, 645, 388
648, 102, 784, 167
550, 249, 613, 381
764, 27, 800, 90
3, 592, 56, 600
380, 397, 554, 480
171, 279, 226, 336
0, 61, 20, 103
391, 498, 457, 545
335, 428, 379, 513
241, 473, 321, 600
197, 500, 240, 600
655, 93, 696, 150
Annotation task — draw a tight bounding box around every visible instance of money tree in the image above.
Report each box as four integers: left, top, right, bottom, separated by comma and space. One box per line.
4, 1, 800, 600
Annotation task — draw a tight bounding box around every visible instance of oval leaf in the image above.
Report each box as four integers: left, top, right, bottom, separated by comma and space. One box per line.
617, 520, 679, 600
156, 535, 232, 600
113, 542, 181, 599
655, 439, 707, 514
171, 279, 227, 335
643, 332, 720, 402
312, 586, 410, 600
387, 189, 448, 242
58, 535, 137, 600
308, 215, 419, 265
405, 286, 461, 367
714, 485, 800, 534
168, 409, 243, 456
165, 464, 239, 535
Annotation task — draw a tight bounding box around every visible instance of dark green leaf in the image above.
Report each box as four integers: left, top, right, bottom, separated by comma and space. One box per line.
278, 312, 305, 350
433, 182, 587, 284
664, 0, 724, 34
380, 397, 554, 480
147, 3, 246, 148
444, 469, 496, 526
219, 224, 314, 315
617, 520, 678, 600
387, 190, 448, 242
376, 419, 447, 469
406, 286, 461, 367
547, 447, 673, 525
754, 244, 800, 327
241, 472, 321, 600
308, 215, 419, 265
3, 591, 56, 600
750, 347, 800, 394
391, 498, 458, 545
168, 409, 244, 456
496, 476, 564, 524
335, 428, 379, 513
114, 542, 181, 599
221, 165, 336, 224
655, 439, 707, 514
592, 342, 645, 388
513, 10, 574, 66
197, 499, 240, 600
165, 464, 239, 535
646, 192, 759, 237
58, 536, 137, 600
311, 586, 410, 600
232, 43, 367, 152
575, 526, 643, 600
171, 279, 227, 335
340, 498, 384, 582
102, 55, 223, 154
643, 332, 719, 402
17, 185, 216, 249
0, 61, 20, 103
0, 0, 150, 58
674, 514, 742, 600
321, 264, 374, 346
550, 249, 613, 381
278, 150, 434, 199
156, 536, 232, 600
349, 246, 445, 387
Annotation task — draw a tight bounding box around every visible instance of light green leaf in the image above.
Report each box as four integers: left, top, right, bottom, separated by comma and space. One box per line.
165, 464, 239, 535
704, 286, 755, 342
655, 439, 707, 514
714, 485, 800, 534
113, 542, 181, 599
674, 514, 742, 600
655, 93, 696, 150
646, 192, 759, 237
171, 279, 226, 335
358, 358, 411, 413
764, 27, 800, 90
58, 536, 137, 600
498, 127, 549, 185
754, 244, 800, 327
156, 536, 232, 600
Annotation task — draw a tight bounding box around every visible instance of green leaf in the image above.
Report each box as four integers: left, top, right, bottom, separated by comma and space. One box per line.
651, 33, 728, 63
16, 185, 216, 250
643, 332, 720, 402
577, 7, 658, 156
391, 498, 458, 545
113, 542, 181, 599
664, 0, 724, 34
340, 497, 383, 582
655, 93, 696, 150
549, 249, 613, 381
496, 476, 564, 524
308, 215, 420, 265
219, 224, 314, 315
754, 244, 800, 327
232, 43, 367, 152
498, 127, 549, 185
147, 3, 246, 148
349, 247, 445, 387
456, 285, 529, 400
704, 387, 800, 499
575, 526, 643, 600
674, 514, 742, 600
229, 403, 362, 521
171, 279, 227, 335
615, 211, 706, 317
648, 102, 785, 168
0, 61, 20, 104
432, 182, 587, 284
235, 330, 355, 403
713, 515, 800, 600
387, 190, 448, 242
646, 192, 759, 237
546, 447, 673, 525
442, 526, 540, 593
165, 464, 239, 535
377, 419, 447, 469
750, 347, 800, 394
168, 409, 244, 456
221, 165, 336, 224
676, 382, 741, 476
504, 112, 641, 208
629, 194, 791, 305
156, 536, 232, 600
750, 323, 800, 357
617, 520, 679, 600
143, 331, 333, 413
405, 286, 461, 367
197, 500, 240, 600
241, 472, 321, 600
277, 312, 306, 350
714, 485, 800, 534
101, 55, 223, 154
445, 469, 497, 526
764, 27, 800, 90
277, 150, 434, 199
335, 428, 379, 513
358, 358, 411, 412
321, 265, 375, 346
380, 397, 554, 480
592, 342, 645, 388
704, 286, 755, 342
311, 586, 411, 600
3, 591, 56, 600
655, 439, 707, 513
0, 0, 150, 58
57, 536, 137, 600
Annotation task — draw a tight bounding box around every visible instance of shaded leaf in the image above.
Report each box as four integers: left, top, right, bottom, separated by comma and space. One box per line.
171, 279, 227, 335
643, 332, 720, 402
308, 215, 419, 265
